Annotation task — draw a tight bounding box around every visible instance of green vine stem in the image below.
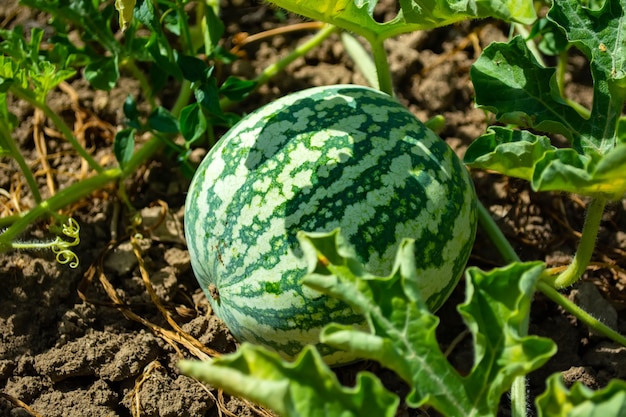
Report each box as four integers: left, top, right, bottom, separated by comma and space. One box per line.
220, 24, 340, 111
0, 120, 42, 204
10, 86, 104, 173
368, 37, 394, 96
551, 196, 607, 288
476, 200, 521, 263
121, 57, 158, 109
11, 217, 81, 267
537, 280, 626, 346
0, 136, 163, 253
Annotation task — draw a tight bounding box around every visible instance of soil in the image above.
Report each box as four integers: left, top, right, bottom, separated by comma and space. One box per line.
2, 1, 626, 417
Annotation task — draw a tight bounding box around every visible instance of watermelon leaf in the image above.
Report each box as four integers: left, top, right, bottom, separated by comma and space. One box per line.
471, 36, 586, 147
464, 127, 556, 181
264, 0, 535, 42
536, 373, 626, 416
464, 127, 626, 199
178, 344, 399, 417
300, 229, 556, 416
469, 0, 626, 199
548, 0, 626, 154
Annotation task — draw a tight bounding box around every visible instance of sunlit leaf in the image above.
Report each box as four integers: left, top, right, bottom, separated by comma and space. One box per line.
179, 344, 399, 417
219, 76, 256, 101
300, 230, 556, 415
532, 144, 626, 199
115, 0, 136, 32
548, 0, 626, 153
471, 36, 587, 149
203, 5, 224, 57
265, 0, 535, 42
536, 373, 626, 416
464, 127, 556, 181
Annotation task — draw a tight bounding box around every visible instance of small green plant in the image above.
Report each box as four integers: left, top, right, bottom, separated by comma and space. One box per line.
0, 0, 335, 262
178, 0, 626, 416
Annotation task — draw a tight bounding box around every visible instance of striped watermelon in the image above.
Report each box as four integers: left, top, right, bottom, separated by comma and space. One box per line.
185, 85, 477, 365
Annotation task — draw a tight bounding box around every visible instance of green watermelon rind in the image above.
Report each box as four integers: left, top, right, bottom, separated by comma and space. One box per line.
185, 85, 477, 365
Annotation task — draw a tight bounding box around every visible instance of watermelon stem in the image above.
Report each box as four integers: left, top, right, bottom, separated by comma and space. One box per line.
476, 200, 521, 264
219, 24, 340, 111
551, 196, 607, 289
477, 200, 528, 417
368, 37, 394, 96
537, 280, 626, 346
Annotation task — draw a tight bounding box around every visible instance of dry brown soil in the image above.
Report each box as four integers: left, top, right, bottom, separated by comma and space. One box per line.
2, 1, 626, 416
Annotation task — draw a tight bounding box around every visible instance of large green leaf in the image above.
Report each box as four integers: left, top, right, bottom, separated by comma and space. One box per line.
301, 230, 556, 416
536, 373, 626, 416
179, 229, 556, 417
464, 127, 626, 199
532, 144, 626, 199
265, 0, 535, 42
464, 127, 556, 181
548, 0, 626, 153
179, 344, 399, 417
471, 36, 587, 149
469, 0, 626, 198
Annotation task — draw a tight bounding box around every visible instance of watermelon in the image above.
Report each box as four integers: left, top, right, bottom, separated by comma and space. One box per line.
185, 85, 477, 365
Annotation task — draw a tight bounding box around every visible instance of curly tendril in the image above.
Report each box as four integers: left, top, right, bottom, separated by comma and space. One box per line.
11, 217, 81, 268
51, 217, 80, 268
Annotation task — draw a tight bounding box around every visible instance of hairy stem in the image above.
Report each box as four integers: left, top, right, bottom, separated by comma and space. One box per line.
476, 200, 521, 263
552, 197, 606, 288
537, 280, 626, 346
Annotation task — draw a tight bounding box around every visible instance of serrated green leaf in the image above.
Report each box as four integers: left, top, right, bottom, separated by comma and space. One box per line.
179, 344, 399, 417
300, 230, 556, 416
471, 36, 587, 149
548, 0, 626, 153
536, 373, 626, 416
532, 144, 626, 199
466, 126, 626, 198
460, 264, 557, 409
464, 127, 556, 180
265, 0, 535, 42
